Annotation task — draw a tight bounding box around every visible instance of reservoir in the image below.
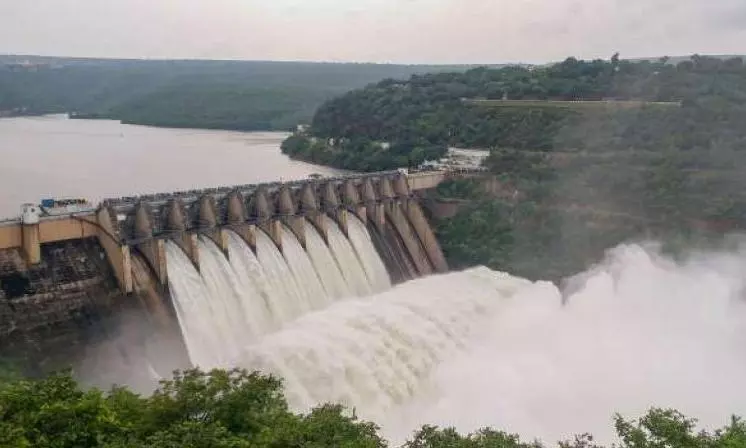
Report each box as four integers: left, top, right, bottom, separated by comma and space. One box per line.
0, 115, 343, 218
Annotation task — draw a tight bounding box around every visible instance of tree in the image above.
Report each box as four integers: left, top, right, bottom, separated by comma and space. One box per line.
0, 368, 386, 447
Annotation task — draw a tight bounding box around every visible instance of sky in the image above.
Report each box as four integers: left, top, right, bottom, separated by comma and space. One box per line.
1, 0, 744, 64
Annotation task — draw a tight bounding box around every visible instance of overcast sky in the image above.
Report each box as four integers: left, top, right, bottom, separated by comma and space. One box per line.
1, 0, 744, 64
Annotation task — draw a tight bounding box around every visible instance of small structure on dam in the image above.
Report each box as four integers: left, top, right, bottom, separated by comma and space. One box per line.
0, 168, 483, 377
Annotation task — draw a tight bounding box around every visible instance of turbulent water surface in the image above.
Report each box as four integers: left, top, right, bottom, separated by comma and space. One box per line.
29, 112, 741, 442
171, 239, 746, 444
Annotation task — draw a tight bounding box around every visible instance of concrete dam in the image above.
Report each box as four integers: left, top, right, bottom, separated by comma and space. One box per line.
0, 169, 469, 379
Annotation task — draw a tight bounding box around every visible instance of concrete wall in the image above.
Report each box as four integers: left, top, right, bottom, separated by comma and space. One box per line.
94, 208, 133, 294
39, 218, 98, 243
0, 224, 21, 249
1, 171, 464, 294
407, 172, 446, 191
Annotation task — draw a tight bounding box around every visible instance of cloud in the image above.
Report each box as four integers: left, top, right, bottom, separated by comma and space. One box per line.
0, 0, 743, 63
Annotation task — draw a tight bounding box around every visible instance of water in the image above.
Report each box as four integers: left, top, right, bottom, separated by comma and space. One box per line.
165, 241, 227, 368
225, 230, 275, 325
346, 215, 392, 292
237, 243, 746, 445
321, 215, 374, 296
197, 237, 269, 341
165, 237, 273, 369
302, 220, 353, 300
166, 219, 396, 372
254, 229, 309, 323
279, 225, 331, 310
0, 115, 343, 218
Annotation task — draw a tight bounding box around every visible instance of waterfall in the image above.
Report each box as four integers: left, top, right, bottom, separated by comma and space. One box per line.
254, 229, 309, 323
165, 213, 401, 373
239, 244, 746, 445
302, 220, 353, 300
165, 241, 229, 369
197, 237, 268, 341
279, 225, 331, 310
321, 215, 374, 296
346, 215, 392, 292
130, 254, 190, 378
166, 237, 275, 369
241, 267, 533, 421
225, 230, 276, 329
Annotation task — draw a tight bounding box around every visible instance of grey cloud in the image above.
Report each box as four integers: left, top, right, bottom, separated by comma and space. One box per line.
0, 0, 742, 63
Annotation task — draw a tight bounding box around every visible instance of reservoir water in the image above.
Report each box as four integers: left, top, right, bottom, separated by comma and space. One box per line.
0, 115, 343, 218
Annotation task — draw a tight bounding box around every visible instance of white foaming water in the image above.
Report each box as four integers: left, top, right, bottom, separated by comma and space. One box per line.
241, 267, 534, 421
167, 219, 395, 373
347, 215, 392, 292
225, 230, 274, 307
238, 243, 746, 445
321, 215, 374, 296
197, 237, 269, 341
165, 241, 232, 368
254, 229, 309, 323
280, 225, 331, 309
302, 220, 353, 300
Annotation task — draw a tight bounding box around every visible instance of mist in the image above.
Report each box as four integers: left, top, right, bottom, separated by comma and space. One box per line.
228, 240, 746, 445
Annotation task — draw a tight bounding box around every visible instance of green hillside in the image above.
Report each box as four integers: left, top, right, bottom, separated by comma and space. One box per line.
282, 54, 746, 279
0, 56, 489, 130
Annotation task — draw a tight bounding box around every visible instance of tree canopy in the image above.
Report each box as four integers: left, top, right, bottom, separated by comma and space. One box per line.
0, 57, 481, 131
280, 55, 746, 280
282, 55, 746, 170
1, 368, 745, 448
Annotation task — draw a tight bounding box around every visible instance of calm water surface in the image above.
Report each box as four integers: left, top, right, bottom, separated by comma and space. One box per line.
0, 115, 343, 218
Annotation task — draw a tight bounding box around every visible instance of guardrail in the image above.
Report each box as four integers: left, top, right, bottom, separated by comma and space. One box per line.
1, 168, 482, 222
102, 170, 408, 210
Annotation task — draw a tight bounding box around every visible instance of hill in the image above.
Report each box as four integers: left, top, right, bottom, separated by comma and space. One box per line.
281, 54, 746, 279
0, 56, 495, 131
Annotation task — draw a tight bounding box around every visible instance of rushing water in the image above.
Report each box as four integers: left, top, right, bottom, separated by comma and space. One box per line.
236, 243, 746, 445
254, 229, 310, 324
0, 115, 342, 218
166, 218, 390, 370
279, 225, 331, 310
321, 215, 374, 297
15, 111, 744, 445
346, 215, 392, 292
302, 220, 353, 300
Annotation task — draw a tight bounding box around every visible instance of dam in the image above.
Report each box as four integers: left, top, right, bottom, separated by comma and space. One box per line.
0, 168, 480, 377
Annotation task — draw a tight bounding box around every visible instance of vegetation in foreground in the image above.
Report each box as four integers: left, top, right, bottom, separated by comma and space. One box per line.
1, 368, 745, 448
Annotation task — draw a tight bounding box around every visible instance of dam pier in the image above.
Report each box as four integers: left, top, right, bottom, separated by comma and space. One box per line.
1, 170, 464, 291
0, 168, 483, 376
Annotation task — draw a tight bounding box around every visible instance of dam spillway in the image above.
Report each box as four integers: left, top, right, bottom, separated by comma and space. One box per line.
0, 170, 463, 378
3, 167, 746, 444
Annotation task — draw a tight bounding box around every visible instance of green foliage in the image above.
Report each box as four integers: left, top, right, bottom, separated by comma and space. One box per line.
0, 57, 476, 131
1, 369, 745, 447
435, 179, 482, 199
281, 135, 447, 171
0, 368, 384, 448
286, 54, 746, 172
404, 425, 542, 448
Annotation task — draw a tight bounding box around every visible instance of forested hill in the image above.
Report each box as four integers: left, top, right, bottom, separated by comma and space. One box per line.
281, 55, 746, 171
281, 55, 746, 280
0, 56, 489, 131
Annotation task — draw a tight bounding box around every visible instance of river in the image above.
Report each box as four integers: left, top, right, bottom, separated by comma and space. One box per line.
0, 115, 343, 218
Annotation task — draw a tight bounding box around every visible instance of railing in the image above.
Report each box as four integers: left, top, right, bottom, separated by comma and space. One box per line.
103, 170, 407, 210
1, 168, 477, 224
119, 195, 414, 245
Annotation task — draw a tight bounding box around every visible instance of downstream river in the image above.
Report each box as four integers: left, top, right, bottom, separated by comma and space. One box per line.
0, 115, 343, 218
